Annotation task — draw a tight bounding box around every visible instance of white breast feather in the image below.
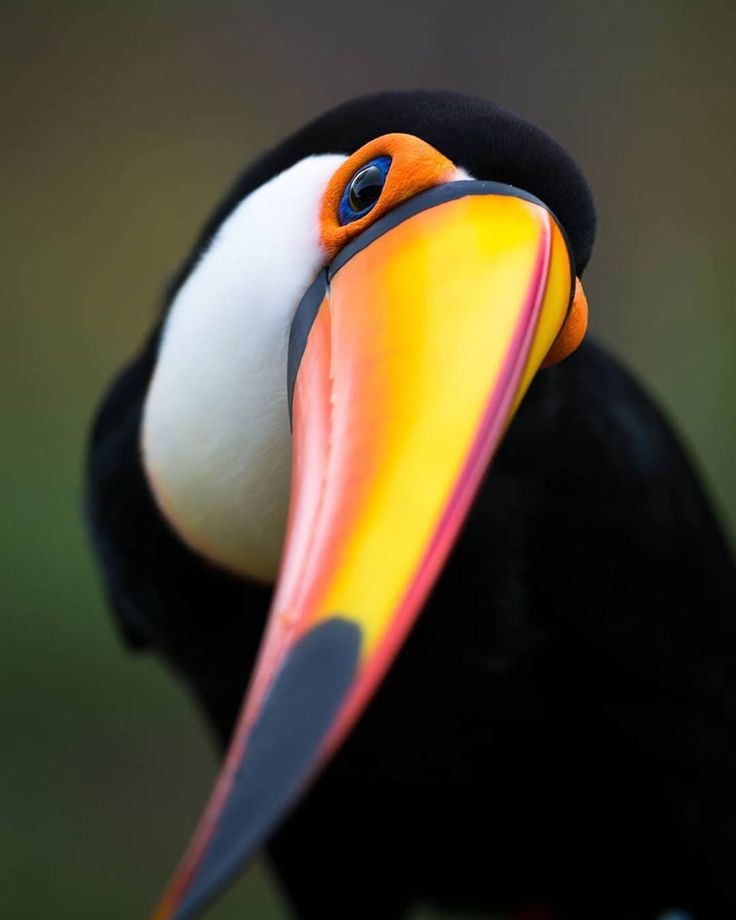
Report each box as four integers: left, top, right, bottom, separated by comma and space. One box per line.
141, 154, 346, 582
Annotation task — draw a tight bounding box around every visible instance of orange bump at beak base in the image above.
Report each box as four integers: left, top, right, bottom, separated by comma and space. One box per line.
542, 276, 588, 368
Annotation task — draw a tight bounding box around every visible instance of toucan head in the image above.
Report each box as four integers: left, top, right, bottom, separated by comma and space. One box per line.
140, 91, 595, 919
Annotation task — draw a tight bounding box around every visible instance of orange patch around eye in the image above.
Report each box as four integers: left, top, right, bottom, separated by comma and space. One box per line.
541, 277, 588, 367
320, 133, 458, 260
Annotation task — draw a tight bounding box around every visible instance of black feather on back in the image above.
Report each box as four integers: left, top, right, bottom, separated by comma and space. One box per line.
86, 331, 736, 917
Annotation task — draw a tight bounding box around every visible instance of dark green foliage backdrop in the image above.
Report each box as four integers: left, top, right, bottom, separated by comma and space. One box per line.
2, 1, 734, 916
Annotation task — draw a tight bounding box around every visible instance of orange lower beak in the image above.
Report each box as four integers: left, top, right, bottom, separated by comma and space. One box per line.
153, 183, 580, 920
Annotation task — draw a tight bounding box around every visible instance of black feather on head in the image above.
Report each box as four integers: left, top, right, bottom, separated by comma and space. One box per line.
169, 91, 596, 304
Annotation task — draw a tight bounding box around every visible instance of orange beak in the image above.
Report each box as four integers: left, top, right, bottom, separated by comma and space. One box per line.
153, 181, 583, 919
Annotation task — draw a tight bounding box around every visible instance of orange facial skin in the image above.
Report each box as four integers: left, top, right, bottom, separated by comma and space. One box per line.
320, 133, 460, 260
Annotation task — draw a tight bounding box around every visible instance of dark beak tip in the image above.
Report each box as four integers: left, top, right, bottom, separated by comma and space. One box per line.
170, 618, 361, 919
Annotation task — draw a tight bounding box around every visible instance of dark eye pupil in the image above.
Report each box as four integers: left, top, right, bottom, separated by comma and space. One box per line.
348, 165, 385, 214
338, 156, 391, 225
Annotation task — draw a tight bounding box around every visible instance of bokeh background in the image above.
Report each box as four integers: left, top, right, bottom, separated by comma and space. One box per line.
3, 1, 734, 917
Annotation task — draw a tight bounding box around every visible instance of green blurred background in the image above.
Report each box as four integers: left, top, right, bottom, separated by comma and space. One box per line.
2, 1, 734, 917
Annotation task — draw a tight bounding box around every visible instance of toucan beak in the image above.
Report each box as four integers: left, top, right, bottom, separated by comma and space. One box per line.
152, 182, 580, 920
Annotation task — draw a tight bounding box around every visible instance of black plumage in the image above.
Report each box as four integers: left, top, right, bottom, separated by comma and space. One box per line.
85, 92, 736, 919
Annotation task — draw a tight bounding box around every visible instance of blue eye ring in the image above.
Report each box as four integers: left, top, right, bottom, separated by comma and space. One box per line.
338, 156, 392, 226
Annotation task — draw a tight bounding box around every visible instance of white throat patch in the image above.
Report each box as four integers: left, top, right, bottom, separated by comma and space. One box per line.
141, 154, 346, 582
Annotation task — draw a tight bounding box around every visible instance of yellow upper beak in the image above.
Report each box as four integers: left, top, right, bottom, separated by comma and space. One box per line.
153, 183, 577, 920
279, 189, 573, 751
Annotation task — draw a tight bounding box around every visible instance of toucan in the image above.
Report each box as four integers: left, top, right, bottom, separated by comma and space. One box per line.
86, 91, 736, 920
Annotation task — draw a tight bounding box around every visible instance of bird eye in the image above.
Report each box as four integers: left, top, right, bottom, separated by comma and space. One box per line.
338, 156, 391, 225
